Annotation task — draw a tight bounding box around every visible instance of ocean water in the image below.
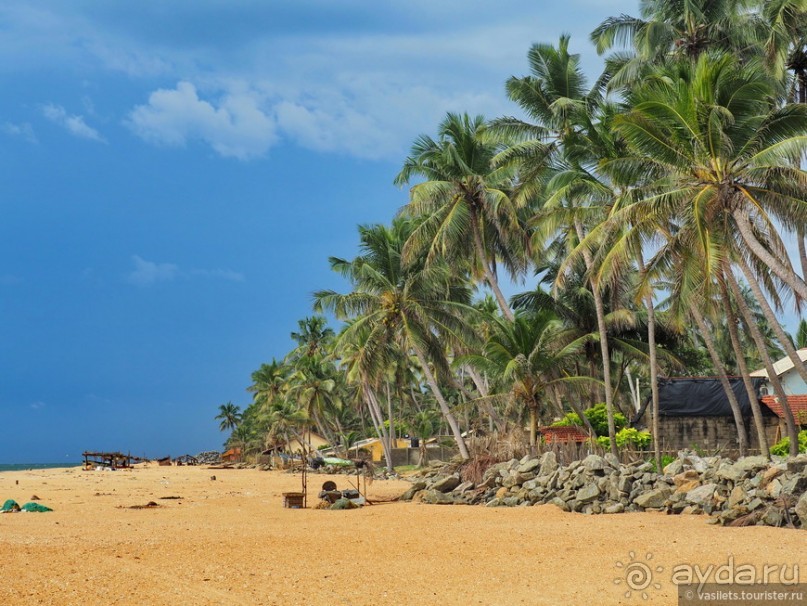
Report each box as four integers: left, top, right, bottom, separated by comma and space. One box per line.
0, 463, 81, 472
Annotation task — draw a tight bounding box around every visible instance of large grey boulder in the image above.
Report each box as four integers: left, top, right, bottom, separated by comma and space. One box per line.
795, 492, 807, 523
685, 483, 717, 506
577, 483, 602, 503
634, 486, 673, 509
432, 475, 461, 493
517, 457, 542, 474
539, 451, 559, 476
421, 489, 455, 505
400, 481, 427, 501
582, 454, 606, 472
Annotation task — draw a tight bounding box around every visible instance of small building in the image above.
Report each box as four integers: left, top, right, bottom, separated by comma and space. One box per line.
760, 395, 807, 428
751, 350, 807, 428
350, 437, 411, 462
221, 447, 242, 463
750, 349, 807, 396
632, 377, 780, 454
262, 431, 330, 458
539, 426, 591, 444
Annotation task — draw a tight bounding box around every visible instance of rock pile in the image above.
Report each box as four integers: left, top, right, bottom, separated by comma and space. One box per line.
400, 450, 807, 529
195, 451, 221, 465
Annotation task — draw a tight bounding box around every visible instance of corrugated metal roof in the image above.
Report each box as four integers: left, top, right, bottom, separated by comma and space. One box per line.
750, 349, 807, 378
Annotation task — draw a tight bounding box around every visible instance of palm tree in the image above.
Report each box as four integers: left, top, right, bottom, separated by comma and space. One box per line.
247, 359, 289, 410
394, 112, 527, 321
461, 310, 600, 447
795, 318, 807, 348
333, 319, 397, 471
605, 52, 807, 454
263, 399, 309, 453
289, 316, 334, 360
314, 218, 477, 460
410, 410, 439, 466
285, 355, 343, 446
496, 35, 622, 454
591, 0, 766, 91
215, 402, 242, 433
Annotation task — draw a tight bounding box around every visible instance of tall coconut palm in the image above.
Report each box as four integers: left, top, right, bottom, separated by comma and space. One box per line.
289, 316, 334, 360
591, 0, 766, 91
215, 402, 242, 433
314, 218, 477, 460
247, 359, 289, 411
333, 318, 397, 471
263, 399, 309, 453
603, 52, 807, 454
460, 310, 601, 447
493, 35, 623, 455
394, 112, 527, 321
285, 355, 344, 446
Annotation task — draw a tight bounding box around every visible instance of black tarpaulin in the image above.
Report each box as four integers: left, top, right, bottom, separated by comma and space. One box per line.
632, 377, 769, 424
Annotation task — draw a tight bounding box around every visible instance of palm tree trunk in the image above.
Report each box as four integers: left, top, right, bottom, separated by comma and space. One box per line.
798, 226, 807, 282
689, 304, 749, 456
736, 256, 807, 388
470, 209, 515, 321
733, 209, 807, 301
385, 383, 396, 443
365, 386, 394, 472
556, 391, 597, 437
720, 268, 770, 457
638, 254, 663, 472
410, 344, 470, 460
529, 404, 538, 448
729, 265, 800, 457
464, 365, 506, 432
574, 219, 617, 456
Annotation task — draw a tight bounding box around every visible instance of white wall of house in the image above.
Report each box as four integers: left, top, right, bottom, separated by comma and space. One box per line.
761, 369, 807, 396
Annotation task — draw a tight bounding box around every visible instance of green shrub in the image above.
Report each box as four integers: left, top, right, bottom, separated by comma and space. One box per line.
597, 428, 652, 451
552, 403, 627, 436
769, 430, 807, 456
595, 436, 611, 449
615, 427, 652, 449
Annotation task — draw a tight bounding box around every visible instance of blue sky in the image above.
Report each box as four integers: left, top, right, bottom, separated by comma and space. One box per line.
1, 1, 652, 462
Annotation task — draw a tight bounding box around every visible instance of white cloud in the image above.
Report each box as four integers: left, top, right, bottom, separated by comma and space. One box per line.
125, 81, 277, 159
1, 122, 37, 143
30, 401, 45, 410
127, 255, 245, 286
3, 2, 633, 160
41, 104, 105, 142
127, 255, 180, 286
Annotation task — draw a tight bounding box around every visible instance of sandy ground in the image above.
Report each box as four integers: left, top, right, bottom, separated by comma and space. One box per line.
0, 464, 804, 606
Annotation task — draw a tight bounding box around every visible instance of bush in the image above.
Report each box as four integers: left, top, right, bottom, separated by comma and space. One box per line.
596, 427, 652, 451
615, 427, 652, 449
553, 403, 627, 436
769, 430, 807, 456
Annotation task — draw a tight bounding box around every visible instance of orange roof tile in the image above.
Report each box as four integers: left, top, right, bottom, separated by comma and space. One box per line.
540, 426, 591, 443
760, 395, 807, 422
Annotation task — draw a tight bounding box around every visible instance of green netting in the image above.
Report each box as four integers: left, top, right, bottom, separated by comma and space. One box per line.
1, 499, 19, 512
21, 502, 52, 512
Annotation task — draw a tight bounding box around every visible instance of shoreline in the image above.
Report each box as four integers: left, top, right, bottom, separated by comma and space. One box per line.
0, 464, 804, 605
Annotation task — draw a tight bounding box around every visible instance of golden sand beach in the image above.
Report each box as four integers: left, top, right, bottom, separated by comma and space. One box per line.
0, 464, 803, 606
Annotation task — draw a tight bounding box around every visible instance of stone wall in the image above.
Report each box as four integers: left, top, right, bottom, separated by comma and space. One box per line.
655, 415, 780, 454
